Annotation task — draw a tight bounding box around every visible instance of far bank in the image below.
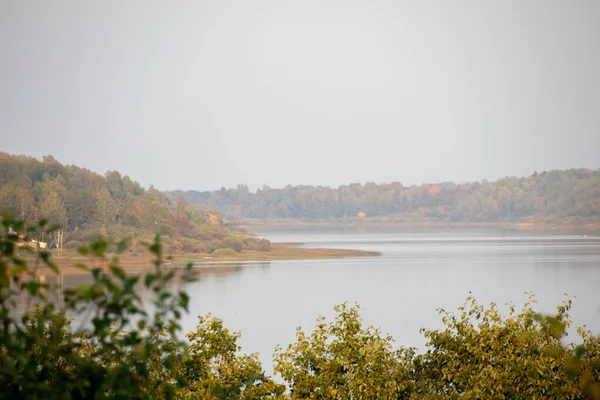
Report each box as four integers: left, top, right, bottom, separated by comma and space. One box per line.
240, 218, 600, 235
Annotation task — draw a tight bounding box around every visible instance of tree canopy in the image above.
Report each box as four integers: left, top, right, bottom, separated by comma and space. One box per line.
0, 152, 268, 254
173, 169, 600, 223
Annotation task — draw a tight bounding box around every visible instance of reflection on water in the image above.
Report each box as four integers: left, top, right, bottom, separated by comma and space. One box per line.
193, 262, 271, 278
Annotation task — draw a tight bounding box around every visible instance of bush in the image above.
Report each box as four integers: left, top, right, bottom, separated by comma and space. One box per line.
242, 237, 272, 252
211, 248, 238, 257
275, 302, 412, 398
215, 236, 244, 253
180, 238, 209, 253
180, 315, 285, 398
410, 294, 588, 398
242, 237, 262, 250
259, 238, 272, 252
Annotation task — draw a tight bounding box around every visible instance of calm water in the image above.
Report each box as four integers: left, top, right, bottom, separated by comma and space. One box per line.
175, 227, 600, 372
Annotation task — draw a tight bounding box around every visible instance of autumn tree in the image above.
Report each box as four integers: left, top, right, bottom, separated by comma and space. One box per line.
95, 187, 117, 228
179, 315, 285, 399
274, 303, 413, 399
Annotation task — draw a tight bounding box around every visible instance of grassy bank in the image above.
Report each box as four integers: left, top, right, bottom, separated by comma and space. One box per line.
193, 243, 379, 262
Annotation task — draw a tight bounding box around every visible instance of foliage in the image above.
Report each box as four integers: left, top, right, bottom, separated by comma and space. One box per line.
242, 237, 272, 252
274, 303, 413, 399
215, 237, 244, 253
0, 210, 192, 399
411, 293, 585, 399
174, 169, 600, 223
259, 238, 272, 252
179, 314, 285, 399
211, 248, 239, 257
275, 298, 600, 399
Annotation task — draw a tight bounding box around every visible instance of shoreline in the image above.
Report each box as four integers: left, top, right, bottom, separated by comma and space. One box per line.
240, 219, 600, 233
23, 243, 380, 274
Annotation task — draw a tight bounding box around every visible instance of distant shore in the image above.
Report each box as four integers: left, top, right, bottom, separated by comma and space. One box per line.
240, 218, 600, 234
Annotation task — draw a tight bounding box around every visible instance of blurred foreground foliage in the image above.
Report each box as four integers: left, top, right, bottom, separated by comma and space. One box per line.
1, 211, 600, 399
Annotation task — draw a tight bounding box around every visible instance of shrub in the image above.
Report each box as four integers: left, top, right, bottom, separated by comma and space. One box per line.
259, 238, 272, 252
410, 294, 585, 398
211, 248, 238, 257
274, 302, 413, 398
241, 237, 272, 252
180, 315, 285, 398
180, 238, 209, 253
215, 236, 244, 253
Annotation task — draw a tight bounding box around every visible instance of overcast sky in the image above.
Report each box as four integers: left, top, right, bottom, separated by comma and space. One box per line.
1, 1, 598, 191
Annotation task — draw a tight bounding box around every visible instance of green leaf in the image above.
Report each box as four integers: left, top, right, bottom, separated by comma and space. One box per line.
124, 276, 139, 292
110, 265, 126, 280
8, 263, 27, 276
116, 239, 129, 254
145, 274, 157, 288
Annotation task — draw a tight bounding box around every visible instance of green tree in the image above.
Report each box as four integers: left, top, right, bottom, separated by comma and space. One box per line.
274, 303, 412, 399
411, 293, 588, 399
95, 187, 117, 228
180, 315, 285, 399
41, 188, 67, 227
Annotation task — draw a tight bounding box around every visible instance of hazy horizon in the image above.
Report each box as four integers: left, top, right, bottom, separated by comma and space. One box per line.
1, 1, 599, 191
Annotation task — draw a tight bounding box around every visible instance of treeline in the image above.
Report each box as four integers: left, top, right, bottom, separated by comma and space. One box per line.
173, 169, 600, 223
0, 152, 266, 253
2, 222, 600, 399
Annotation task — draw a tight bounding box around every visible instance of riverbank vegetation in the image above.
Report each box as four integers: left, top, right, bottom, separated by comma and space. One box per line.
2, 215, 600, 399
174, 168, 600, 225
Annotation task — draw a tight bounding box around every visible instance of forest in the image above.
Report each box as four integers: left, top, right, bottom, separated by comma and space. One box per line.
0, 152, 267, 253
173, 169, 600, 224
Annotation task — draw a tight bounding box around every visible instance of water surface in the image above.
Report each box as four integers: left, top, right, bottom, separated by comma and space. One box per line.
174, 227, 600, 372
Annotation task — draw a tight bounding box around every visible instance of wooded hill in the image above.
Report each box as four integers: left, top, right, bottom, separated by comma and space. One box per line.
0, 152, 266, 253
173, 169, 600, 224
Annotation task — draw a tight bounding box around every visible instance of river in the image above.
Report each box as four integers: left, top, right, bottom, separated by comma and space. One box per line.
176, 227, 600, 373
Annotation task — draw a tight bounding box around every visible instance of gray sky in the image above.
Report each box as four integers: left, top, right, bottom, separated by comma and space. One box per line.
1, 1, 598, 191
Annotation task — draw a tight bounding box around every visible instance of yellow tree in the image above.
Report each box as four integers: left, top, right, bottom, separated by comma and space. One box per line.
95, 188, 117, 229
